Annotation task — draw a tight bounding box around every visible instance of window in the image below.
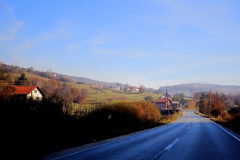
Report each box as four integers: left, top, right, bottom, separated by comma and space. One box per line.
34, 89, 37, 93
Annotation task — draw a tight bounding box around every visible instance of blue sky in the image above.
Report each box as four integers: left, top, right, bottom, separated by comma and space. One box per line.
1, 0, 240, 89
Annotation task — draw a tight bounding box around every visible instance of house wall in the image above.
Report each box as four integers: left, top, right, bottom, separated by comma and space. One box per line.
113, 87, 120, 90
171, 104, 179, 109
26, 88, 43, 100
171, 102, 179, 109
155, 103, 167, 110
131, 89, 139, 93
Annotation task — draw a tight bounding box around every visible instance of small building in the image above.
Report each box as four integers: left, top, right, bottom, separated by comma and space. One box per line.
171, 101, 180, 109
109, 86, 120, 90
124, 87, 131, 92
130, 86, 139, 93
152, 89, 178, 110
152, 98, 172, 110
14, 85, 44, 101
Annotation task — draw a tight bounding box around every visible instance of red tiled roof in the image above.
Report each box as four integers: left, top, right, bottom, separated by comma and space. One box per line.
14, 86, 37, 95
132, 86, 138, 89
152, 98, 170, 103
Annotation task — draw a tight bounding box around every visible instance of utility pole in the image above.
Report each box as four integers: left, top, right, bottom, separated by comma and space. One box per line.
209, 94, 212, 118
203, 91, 212, 118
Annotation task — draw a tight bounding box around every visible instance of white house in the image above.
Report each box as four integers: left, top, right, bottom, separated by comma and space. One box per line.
14, 85, 44, 101
130, 86, 139, 93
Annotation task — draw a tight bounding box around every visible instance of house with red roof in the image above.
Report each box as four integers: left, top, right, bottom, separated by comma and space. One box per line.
152, 98, 172, 110
130, 86, 139, 93
152, 89, 174, 110
14, 85, 44, 101
124, 86, 139, 93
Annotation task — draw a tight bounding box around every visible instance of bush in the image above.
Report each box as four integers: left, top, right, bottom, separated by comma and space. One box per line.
144, 95, 153, 102
82, 101, 161, 128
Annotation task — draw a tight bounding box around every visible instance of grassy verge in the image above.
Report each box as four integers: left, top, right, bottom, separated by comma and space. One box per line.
2, 98, 184, 160
195, 110, 240, 135
212, 121, 240, 135
39, 106, 182, 159
159, 109, 183, 124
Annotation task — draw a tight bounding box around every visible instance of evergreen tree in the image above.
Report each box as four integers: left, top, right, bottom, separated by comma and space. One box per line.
15, 73, 29, 86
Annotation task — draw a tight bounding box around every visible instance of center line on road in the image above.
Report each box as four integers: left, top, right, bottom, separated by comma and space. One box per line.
164, 138, 180, 151
153, 138, 180, 159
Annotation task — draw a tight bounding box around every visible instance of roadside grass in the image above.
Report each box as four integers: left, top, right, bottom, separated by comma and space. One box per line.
160, 109, 183, 124
211, 113, 240, 135
195, 110, 240, 135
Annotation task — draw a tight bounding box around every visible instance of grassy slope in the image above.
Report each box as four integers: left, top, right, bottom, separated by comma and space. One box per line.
15, 72, 162, 104
84, 90, 161, 104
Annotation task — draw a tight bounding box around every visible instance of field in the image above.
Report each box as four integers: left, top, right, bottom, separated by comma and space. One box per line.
84, 89, 161, 104
14, 72, 162, 104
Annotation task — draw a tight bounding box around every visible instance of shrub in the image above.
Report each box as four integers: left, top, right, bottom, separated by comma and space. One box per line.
144, 95, 153, 102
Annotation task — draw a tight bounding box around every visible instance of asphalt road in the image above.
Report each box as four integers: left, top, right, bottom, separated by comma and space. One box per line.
43, 110, 240, 160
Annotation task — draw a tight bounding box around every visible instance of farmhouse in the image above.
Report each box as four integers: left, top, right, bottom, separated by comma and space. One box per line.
124, 86, 139, 93
152, 90, 181, 110
171, 101, 180, 109
130, 86, 139, 93
152, 98, 172, 110
14, 85, 44, 101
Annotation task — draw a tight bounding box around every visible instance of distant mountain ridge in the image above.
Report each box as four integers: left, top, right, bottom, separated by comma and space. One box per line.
159, 83, 240, 97
67, 74, 240, 96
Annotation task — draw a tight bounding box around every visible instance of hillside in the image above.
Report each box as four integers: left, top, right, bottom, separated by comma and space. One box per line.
1, 62, 240, 96
159, 83, 240, 97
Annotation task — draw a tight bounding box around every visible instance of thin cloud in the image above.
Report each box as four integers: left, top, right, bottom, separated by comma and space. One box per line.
156, 1, 239, 38
29, 20, 76, 43
87, 34, 114, 46
19, 41, 31, 49
0, 3, 24, 41
34, 32, 57, 42
90, 47, 153, 58
65, 43, 81, 52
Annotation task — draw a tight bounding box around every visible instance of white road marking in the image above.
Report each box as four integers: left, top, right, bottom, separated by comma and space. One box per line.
212, 121, 240, 142
45, 124, 173, 160
164, 138, 180, 151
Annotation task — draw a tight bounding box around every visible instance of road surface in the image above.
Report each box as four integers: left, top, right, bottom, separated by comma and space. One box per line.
43, 110, 240, 160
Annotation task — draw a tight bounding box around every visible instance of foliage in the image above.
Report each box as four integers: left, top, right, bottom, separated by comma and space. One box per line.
139, 85, 146, 94
0, 84, 16, 101
159, 109, 183, 123
172, 93, 186, 105
15, 73, 30, 85
75, 101, 161, 124
81, 88, 90, 98
185, 99, 197, 110
0, 97, 162, 159
0, 66, 14, 84
199, 91, 227, 117
144, 95, 153, 102
234, 94, 240, 106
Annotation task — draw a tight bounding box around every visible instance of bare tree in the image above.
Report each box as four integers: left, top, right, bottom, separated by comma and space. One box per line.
139, 85, 146, 94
